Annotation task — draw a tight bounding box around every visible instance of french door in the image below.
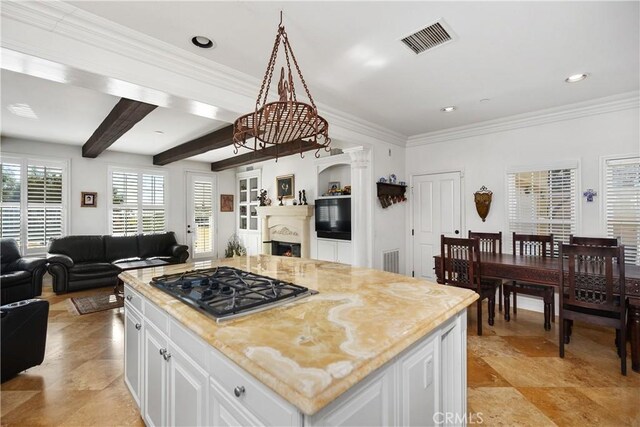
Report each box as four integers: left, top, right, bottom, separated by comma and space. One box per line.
411, 171, 462, 280
186, 173, 216, 260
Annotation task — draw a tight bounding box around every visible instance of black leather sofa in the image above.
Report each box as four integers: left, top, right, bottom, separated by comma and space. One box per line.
1, 299, 49, 382
47, 232, 189, 294
0, 238, 47, 304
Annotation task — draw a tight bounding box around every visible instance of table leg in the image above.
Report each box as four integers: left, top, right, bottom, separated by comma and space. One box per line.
628, 298, 640, 373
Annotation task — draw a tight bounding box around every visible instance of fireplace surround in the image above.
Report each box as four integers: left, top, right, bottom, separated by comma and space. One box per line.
256, 205, 313, 258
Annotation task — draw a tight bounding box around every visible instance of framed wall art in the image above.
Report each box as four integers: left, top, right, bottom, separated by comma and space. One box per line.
276, 175, 295, 199
220, 194, 234, 212
81, 192, 97, 207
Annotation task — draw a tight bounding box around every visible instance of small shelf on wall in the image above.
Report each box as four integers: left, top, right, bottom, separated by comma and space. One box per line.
377, 182, 407, 208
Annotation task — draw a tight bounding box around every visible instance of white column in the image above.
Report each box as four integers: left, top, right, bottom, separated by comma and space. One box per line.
344, 147, 372, 267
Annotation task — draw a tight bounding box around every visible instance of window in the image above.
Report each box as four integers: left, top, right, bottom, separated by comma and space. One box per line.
110, 168, 166, 236
1, 156, 68, 254
237, 171, 260, 232
507, 165, 577, 251
604, 156, 640, 265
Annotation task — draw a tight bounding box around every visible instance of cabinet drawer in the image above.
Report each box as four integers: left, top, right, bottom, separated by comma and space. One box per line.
124, 285, 143, 313
144, 300, 169, 334
208, 349, 301, 427
168, 318, 207, 370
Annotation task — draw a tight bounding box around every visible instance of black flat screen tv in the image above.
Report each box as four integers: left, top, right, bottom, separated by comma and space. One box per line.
315, 198, 351, 241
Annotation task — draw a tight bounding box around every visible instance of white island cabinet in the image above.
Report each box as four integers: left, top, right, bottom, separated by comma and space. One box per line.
121, 256, 476, 427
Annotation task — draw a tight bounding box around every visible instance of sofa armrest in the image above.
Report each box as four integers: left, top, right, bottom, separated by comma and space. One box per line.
46, 253, 74, 268
170, 244, 189, 262
8, 257, 47, 273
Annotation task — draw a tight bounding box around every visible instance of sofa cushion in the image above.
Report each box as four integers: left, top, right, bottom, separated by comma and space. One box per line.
0, 271, 31, 287
68, 263, 121, 281
0, 239, 22, 271
104, 235, 139, 263
138, 232, 177, 259
48, 236, 105, 263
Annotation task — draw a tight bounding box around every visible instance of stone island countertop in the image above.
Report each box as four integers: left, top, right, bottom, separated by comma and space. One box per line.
119, 255, 478, 415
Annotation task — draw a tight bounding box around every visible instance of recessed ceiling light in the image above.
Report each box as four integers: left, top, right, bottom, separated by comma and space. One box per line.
7, 103, 38, 119
480, 98, 491, 103
191, 36, 215, 49
441, 106, 456, 112
565, 73, 588, 83
154, 130, 164, 135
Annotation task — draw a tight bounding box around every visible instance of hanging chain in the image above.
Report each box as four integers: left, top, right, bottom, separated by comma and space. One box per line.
256, 27, 283, 108
283, 32, 317, 109
282, 36, 297, 102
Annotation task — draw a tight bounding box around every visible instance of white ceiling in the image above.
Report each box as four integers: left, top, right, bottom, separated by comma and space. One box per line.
66, 1, 639, 136
1, 1, 638, 164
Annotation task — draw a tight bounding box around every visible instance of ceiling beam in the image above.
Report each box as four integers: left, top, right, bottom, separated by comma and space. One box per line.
153, 124, 234, 166
210, 140, 324, 171
82, 98, 157, 158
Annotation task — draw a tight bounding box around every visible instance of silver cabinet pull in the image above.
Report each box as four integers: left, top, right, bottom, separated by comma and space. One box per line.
159, 348, 167, 356
126, 295, 133, 301
234, 386, 245, 397
135, 323, 142, 330
163, 352, 172, 361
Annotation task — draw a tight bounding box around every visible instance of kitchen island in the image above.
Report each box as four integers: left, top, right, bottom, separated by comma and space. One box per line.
120, 255, 478, 426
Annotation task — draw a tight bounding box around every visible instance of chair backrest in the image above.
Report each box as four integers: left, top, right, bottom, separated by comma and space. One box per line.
0, 238, 21, 270
560, 244, 625, 312
513, 233, 554, 257
569, 235, 619, 247
441, 235, 481, 291
468, 231, 502, 254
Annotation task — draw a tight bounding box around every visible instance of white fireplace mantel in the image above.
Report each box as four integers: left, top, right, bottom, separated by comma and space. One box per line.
257, 205, 314, 258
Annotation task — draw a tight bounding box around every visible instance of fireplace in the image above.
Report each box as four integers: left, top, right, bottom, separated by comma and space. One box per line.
256, 205, 314, 258
270, 241, 301, 257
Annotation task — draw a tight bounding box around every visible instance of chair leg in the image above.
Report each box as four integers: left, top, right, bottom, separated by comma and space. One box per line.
559, 315, 565, 358
563, 319, 571, 344
551, 292, 555, 323
621, 320, 627, 376
477, 300, 483, 336
504, 287, 511, 322
543, 301, 551, 331
498, 284, 503, 312
513, 283, 518, 314
488, 294, 495, 326
616, 329, 621, 357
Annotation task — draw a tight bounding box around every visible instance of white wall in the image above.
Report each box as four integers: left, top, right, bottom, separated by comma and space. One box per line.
0, 137, 237, 258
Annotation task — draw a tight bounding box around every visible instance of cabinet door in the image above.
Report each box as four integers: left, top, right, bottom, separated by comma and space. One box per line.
168, 345, 208, 427
209, 378, 261, 427
317, 239, 337, 262
143, 323, 168, 427
124, 305, 143, 409
336, 241, 352, 265
400, 337, 437, 426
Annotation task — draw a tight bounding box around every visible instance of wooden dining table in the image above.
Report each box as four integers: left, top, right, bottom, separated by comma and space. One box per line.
433, 252, 640, 373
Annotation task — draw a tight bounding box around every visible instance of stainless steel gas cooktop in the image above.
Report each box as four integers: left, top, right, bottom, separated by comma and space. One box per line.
150, 266, 316, 322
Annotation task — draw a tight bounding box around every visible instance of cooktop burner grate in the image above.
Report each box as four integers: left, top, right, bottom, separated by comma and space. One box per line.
150, 266, 315, 321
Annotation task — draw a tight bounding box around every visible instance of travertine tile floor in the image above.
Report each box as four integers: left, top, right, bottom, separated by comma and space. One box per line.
2, 279, 639, 426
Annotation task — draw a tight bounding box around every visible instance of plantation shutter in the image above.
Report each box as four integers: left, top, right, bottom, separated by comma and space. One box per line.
26, 165, 64, 250
112, 171, 139, 236
507, 168, 577, 252
605, 157, 640, 265
193, 180, 213, 254
1, 162, 22, 245
110, 169, 166, 236
141, 174, 166, 234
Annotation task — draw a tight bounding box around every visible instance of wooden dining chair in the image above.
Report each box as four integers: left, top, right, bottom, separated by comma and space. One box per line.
569, 235, 619, 247
441, 235, 497, 336
559, 244, 627, 375
504, 233, 555, 330
468, 231, 504, 312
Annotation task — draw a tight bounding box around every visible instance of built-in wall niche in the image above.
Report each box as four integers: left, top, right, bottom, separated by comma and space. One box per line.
317, 154, 351, 197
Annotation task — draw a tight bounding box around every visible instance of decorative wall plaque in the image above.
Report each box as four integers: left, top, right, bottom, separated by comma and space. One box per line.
474, 186, 493, 222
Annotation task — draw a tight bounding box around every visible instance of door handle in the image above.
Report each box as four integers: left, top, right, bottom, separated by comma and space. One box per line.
454, 230, 459, 235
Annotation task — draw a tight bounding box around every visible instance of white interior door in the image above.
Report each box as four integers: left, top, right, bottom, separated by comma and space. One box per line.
411, 172, 461, 280
187, 173, 216, 260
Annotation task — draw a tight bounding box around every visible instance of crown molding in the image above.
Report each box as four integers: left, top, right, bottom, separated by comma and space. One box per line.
1, 0, 406, 147
407, 91, 640, 146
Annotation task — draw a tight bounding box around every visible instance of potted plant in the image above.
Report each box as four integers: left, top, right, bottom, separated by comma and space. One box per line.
225, 233, 247, 258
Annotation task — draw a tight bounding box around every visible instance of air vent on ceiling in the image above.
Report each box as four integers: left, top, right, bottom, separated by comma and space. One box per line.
401, 20, 453, 55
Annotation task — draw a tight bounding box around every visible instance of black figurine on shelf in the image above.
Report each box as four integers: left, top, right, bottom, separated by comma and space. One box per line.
302, 189, 307, 205
278, 196, 284, 206
298, 190, 302, 206
259, 189, 268, 207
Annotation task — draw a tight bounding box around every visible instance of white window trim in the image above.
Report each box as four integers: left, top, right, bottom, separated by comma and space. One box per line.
108, 165, 168, 235
503, 161, 581, 253
0, 153, 70, 255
